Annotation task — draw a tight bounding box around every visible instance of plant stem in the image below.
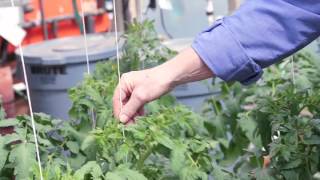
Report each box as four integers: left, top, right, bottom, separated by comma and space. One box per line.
272, 81, 275, 97
213, 101, 221, 114
187, 153, 199, 168
136, 146, 153, 171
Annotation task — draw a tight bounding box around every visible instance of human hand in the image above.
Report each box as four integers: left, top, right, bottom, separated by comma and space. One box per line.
113, 69, 173, 124
113, 48, 214, 123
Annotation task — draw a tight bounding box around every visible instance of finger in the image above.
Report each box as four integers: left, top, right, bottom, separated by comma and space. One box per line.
112, 84, 128, 119
112, 85, 121, 118
119, 91, 146, 123
125, 111, 141, 126
125, 120, 135, 125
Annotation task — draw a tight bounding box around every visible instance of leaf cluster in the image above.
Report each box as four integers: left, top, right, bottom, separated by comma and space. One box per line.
203, 52, 320, 179
120, 20, 177, 72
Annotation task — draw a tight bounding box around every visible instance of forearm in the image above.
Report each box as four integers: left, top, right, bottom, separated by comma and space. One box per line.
192, 0, 320, 85
153, 47, 214, 88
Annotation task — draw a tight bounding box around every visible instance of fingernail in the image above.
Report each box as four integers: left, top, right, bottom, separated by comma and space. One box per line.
120, 114, 129, 123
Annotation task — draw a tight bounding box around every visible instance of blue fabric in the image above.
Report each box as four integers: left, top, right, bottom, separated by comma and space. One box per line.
192, 0, 320, 85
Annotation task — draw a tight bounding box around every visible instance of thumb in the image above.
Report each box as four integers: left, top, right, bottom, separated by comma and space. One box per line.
119, 91, 146, 123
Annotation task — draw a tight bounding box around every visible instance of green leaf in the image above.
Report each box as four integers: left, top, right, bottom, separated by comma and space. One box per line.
115, 144, 130, 162
171, 143, 187, 173
0, 136, 9, 170
81, 134, 98, 159
66, 141, 80, 154
0, 104, 6, 120
217, 138, 230, 148
255, 168, 276, 180
189, 141, 207, 153
8, 142, 36, 180
105, 165, 147, 180
0, 119, 19, 127
238, 114, 262, 147
180, 166, 208, 180
281, 170, 299, 180
74, 161, 103, 179
154, 133, 175, 149
3, 133, 22, 145
81, 134, 96, 151
211, 162, 234, 180
281, 159, 302, 170
67, 153, 86, 170
37, 136, 52, 147
304, 135, 320, 145
64, 126, 87, 143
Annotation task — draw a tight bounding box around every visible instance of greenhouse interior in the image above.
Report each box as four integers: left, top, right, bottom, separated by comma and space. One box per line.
0, 0, 320, 179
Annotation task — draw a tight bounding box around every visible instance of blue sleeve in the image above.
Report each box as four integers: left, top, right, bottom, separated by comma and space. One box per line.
192, 0, 320, 85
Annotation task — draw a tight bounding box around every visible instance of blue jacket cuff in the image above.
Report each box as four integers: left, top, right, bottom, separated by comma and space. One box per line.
191, 19, 263, 85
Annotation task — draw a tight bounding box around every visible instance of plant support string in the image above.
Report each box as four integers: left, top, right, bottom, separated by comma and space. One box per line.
113, 0, 128, 163
79, 0, 97, 128
79, 0, 91, 75
9, 1, 44, 179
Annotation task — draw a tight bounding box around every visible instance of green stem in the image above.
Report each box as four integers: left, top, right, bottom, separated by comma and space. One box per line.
224, 83, 230, 93
136, 146, 153, 171
213, 101, 221, 114
187, 153, 199, 168
60, 140, 68, 148
272, 81, 276, 97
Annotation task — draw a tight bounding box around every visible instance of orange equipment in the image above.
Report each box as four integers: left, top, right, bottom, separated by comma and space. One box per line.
23, 0, 111, 45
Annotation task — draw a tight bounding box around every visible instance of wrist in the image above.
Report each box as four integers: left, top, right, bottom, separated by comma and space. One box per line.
148, 66, 176, 91
152, 47, 214, 89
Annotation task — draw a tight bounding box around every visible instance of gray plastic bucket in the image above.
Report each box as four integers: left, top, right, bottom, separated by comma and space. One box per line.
16, 33, 118, 119
163, 38, 218, 112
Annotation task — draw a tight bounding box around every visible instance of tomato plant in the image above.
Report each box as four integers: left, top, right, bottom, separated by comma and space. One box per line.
64, 59, 231, 179
203, 52, 320, 179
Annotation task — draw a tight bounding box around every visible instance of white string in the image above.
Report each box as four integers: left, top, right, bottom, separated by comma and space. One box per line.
113, 0, 127, 162
137, 3, 144, 69
9, 1, 43, 179
79, 0, 91, 74
79, 0, 97, 128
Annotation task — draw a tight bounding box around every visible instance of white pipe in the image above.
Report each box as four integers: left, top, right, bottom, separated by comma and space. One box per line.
206, 0, 215, 25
